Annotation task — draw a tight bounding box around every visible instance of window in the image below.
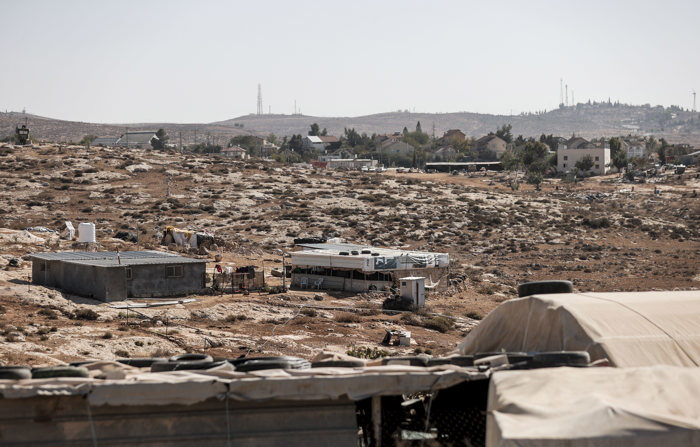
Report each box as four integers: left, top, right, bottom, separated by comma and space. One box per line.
166, 265, 183, 278
563, 163, 567, 168
125, 267, 132, 280
595, 156, 599, 161
401, 281, 407, 286
595, 164, 600, 169
563, 156, 568, 161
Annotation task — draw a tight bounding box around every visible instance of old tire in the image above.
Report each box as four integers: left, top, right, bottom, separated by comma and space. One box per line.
117, 357, 168, 368
0, 366, 31, 380
151, 360, 227, 372
169, 353, 213, 363
311, 360, 366, 368
474, 352, 532, 365
381, 356, 430, 367
427, 356, 474, 367
234, 357, 310, 372
32, 366, 89, 379
531, 351, 590, 368
518, 280, 573, 297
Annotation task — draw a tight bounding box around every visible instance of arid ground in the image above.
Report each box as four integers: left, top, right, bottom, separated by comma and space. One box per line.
0, 144, 698, 366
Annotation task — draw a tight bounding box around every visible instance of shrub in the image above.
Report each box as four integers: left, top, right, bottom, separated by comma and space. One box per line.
101, 332, 113, 339
114, 349, 130, 358
422, 316, 454, 333
347, 345, 388, 359
465, 311, 483, 320
224, 314, 250, 322
336, 312, 361, 323
300, 308, 318, 317
75, 309, 99, 320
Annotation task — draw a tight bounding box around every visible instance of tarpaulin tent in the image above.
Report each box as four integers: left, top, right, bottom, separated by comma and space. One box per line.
457, 291, 700, 367
487, 366, 700, 447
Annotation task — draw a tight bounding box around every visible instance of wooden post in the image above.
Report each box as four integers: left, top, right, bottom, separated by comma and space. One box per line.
372, 395, 382, 447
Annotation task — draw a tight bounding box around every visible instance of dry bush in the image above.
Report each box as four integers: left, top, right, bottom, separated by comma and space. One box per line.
336, 312, 361, 323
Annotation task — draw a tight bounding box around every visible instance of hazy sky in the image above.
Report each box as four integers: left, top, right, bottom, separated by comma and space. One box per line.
1, 0, 698, 123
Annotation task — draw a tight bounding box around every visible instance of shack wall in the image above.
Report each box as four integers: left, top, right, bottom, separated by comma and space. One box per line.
0, 395, 358, 447
128, 262, 206, 298
61, 263, 126, 301
292, 273, 393, 293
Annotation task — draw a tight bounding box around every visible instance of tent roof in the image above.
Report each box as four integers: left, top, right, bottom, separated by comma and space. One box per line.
487, 366, 700, 447
457, 291, 700, 367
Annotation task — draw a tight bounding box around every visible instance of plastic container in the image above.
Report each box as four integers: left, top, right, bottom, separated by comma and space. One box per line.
78, 222, 96, 243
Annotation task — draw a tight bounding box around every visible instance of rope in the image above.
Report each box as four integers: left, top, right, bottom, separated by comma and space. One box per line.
225, 390, 231, 447
85, 398, 98, 447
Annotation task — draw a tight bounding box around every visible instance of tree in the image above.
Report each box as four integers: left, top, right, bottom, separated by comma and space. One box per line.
609, 137, 622, 157
402, 127, 409, 137
495, 124, 513, 144
526, 171, 543, 190
308, 123, 320, 136
320, 128, 328, 136
288, 134, 303, 152
575, 154, 594, 173
612, 149, 627, 173
415, 121, 422, 134
150, 128, 168, 150
520, 140, 549, 170
80, 135, 96, 146
657, 138, 669, 164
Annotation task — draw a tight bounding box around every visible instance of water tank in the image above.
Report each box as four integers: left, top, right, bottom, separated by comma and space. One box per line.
78, 223, 96, 243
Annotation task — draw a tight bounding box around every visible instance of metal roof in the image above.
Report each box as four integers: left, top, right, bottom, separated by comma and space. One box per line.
30, 251, 204, 266
295, 242, 444, 257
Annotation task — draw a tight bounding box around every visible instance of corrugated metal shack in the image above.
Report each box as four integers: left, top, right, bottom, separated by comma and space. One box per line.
30, 251, 206, 301
290, 242, 449, 292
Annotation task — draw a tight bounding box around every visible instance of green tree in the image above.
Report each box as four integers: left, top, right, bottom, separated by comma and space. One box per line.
612, 150, 627, 172
657, 138, 669, 164
609, 137, 622, 157
320, 128, 328, 136
288, 134, 303, 152
402, 127, 409, 137
308, 123, 320, 136
150, 129, 168, 150
415, 121, 422, 134
526, 171, 543, 190
575, 154, 594, 173
494, 124, 513, 144
80, 135, 96, 146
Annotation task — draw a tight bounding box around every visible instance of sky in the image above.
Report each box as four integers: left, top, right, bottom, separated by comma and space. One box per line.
1, 0, 698, 123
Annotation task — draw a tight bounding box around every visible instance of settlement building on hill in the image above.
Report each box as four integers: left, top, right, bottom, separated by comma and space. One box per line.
302, 135, 340, 151
116, 131, 157, 149
220, 146, 249, 160
557, 137, 611, 175
30, 251, 206, 301
290, 242, 449, 292
474, 135, 507, 159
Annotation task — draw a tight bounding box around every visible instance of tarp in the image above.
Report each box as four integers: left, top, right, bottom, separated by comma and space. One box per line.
0, 363, 486, 407
487, 366, 700, 447
457, 291, 700, 367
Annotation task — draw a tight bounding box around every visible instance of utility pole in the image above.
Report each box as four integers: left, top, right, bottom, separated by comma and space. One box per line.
179, 131, 182, 152
693, 90, 697, 113
565, 85, 569, 107
560, 78, 564, 106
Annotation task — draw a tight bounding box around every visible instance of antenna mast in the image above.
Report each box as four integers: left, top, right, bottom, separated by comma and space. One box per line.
257, 84, 263, 115
560, 78, 564, 106
565, 84, 569, 107
693, 90, 697, 113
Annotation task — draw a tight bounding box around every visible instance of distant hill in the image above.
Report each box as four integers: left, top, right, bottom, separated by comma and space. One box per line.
217, 104, 700, 144
0, 112, 251, 146
2, 103, 698, 145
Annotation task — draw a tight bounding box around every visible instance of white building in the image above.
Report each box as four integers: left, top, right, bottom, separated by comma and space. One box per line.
290, 242, 449, 293
558, 146, 610, 175
220, 146, 248, 160
627, 145, 644, 159
326, 158, 377, 170
302, 135, 339, 151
